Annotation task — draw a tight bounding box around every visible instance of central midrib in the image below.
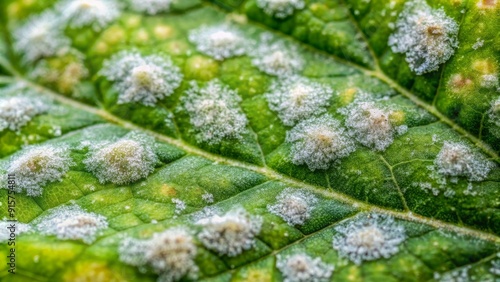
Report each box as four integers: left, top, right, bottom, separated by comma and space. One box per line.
14, 76, 500, 244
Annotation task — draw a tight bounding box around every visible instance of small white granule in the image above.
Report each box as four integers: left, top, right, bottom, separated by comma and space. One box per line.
489, 97, 500, 135
202, 192, 214, 204
196, 208, 262, 257
257, 0, 305, 19
83, 133, 158, 185
266, 75, 333, 126
339, 101, 407, 151
119, 227, 198, 282
277, 253, 334, 282
100, 50, 183, 106
129, 0, 172, 15
286, 115, 356, 171
188, 24, 248, 61
33, 205, 108, 244
267, 188, 318, 226
434, 141, 494, 182
181, 79, 248, 144
172, 198, 186, 215
388, 0, 459, 74
490, 259, 500, 276
251, 35, 303, 77
57, 0, 121, 31
333, 213, 406, 265
472, 38, 484, 50
6, 145, 74, 197
13, 12, 71, 63
0, 221, 31, 241
0, 96, 48, 132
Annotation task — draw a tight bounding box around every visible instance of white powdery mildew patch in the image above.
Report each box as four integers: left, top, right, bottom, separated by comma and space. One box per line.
182, 80, 248, 144
202, 192, 214, 204
6, 145, 73, 197
251, 35, 303, 77
339, 101, 407, 151
332, 213, 406, 265
489, 97, 500, 137
57, 0, 121, 31
172, 198, 186, 215
257, 0, 305, 19
388, 0, 459, 75
266, 76, 333, 126
13, 12, 70, 63
188, 24, 248, 61
119, 227, 198, 282
491, 258, 500, 276
0, 221, 31, 242
480, 74, 499, 89
129, 0, 172, 15
34, 205, 108, 244
277, 253, 334, 282
196, 208, 262, 257
83, 133, 158, 185
435, 267, 471, 282
100, 51, 183, 106
434, 141, 494, 182
286, 115, 356, 171
267, 188, 318, 226
0, 96, 48, 132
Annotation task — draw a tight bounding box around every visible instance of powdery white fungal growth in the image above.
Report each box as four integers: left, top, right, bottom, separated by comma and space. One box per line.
13, 12, 70, 63
188, 24, 248, 61
83, 133, 158, 185
129, 0, 172, 15
34, 205, 108, 244
0, 96, 48, 132
100, 51, 183, 106
57, 0, 121, 31
490, 98, 500, 136
119, 227, 198, 282
480, 74, 499, 89
6, 145, 73, 197
388, 0, 459, 74
491, 259, 500, 276
202, 192, 214, 203
251, 36, 303, 77
257, 0, 305, 19
182, 80, 248, 144
434, 141, 494, 182
266, 76, 333, 126
172, 198, 186, 215
339, 102, 407, 151
0, 221, 31, 242
277, 253, 334, 282
267, 188, 318, 226
286, 115, 356, 171
196, 208, 262, 257
332, 213, 406, 265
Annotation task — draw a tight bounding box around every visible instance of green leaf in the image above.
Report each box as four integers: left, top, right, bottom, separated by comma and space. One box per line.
0, 0, 499, 281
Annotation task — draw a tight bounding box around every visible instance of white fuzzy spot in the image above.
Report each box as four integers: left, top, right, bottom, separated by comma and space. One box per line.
33, 205, 108, 244
435, 267, 471, 282
6, 145, 73, 197
434, 141, 494, 182
129, 0, 172, 15
83, 133, 158, 185
489, 97, 500, 137
181, 79, 248, 144
196, 208, 262, 257
388, 0, 459, 74
267, 188, 318, 226
202, 192, 214, 203
472, 38, 484, 50
277, 253, 334, 282
100, 51, 183, 106
57, 0, 121, 31
332, 213, 406, 265
0, 96, 48, 132
0, 221, 31, 242
257, 0, 305, 19
266, 76, 333, 126
188, 24, 248, 61
119, 227, 198, 282
491, 259, 500, 276
251, 37, 303, 77
286, 115, 356, 171
172, 198, 186, 215
13, 12, 71, 63
339, 102, 407, 151
481, 74, 499, 89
